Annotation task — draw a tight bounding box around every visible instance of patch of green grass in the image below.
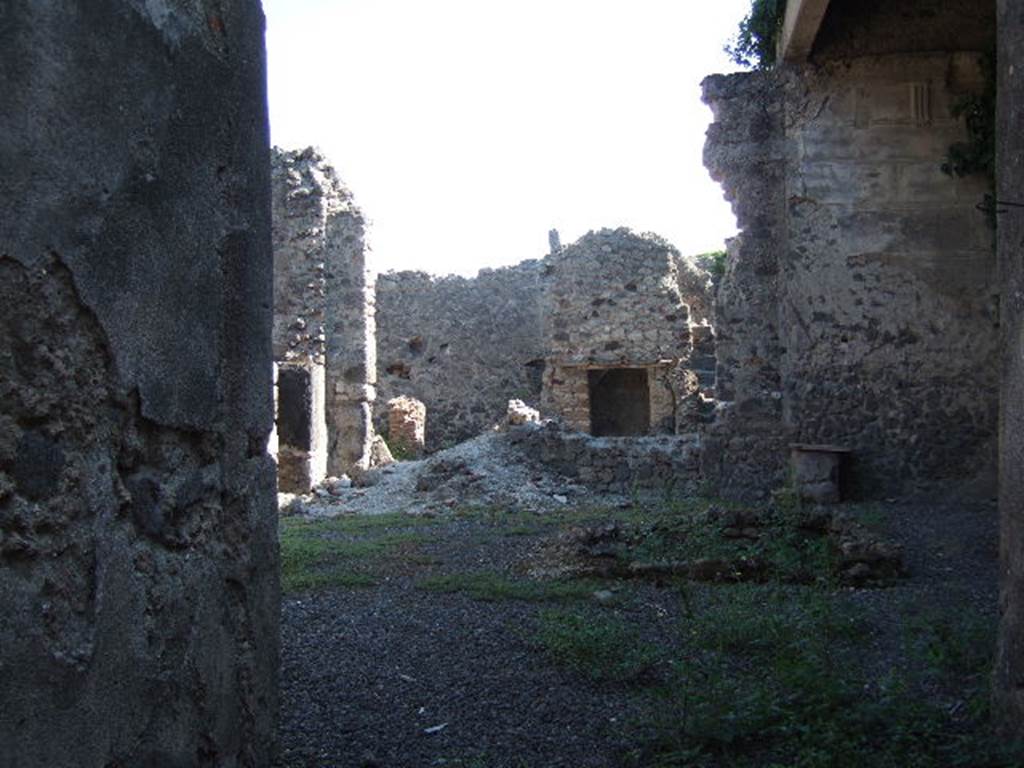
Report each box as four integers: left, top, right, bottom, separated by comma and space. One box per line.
623, 498, 844, 586
279, 515, 429, 594
908, 608, 994, 678
536, 609, 662, 684
848, 503, 888, 532
283, 511, 436, 534
681, 584, 862, 657
416, 572, 603, 603
625, 584, 1023, 768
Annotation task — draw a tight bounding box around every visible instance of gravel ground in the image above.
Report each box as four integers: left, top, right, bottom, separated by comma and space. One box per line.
275, 480, 1000, 768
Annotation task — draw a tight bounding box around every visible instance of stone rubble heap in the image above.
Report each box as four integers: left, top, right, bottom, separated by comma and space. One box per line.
283, 419, 705, 518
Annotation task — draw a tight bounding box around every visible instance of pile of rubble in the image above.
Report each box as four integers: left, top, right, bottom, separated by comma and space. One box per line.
280, 426, 608, 518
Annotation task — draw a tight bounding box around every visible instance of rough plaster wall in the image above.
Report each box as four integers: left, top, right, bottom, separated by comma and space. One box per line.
996, 0, 1024, 737
702, 51, 998, 499
271, 147, 376, 475
375, 263, 544, 452
701, 72, 791, 499
781, 54, 998, 494
0, 2, 278, 765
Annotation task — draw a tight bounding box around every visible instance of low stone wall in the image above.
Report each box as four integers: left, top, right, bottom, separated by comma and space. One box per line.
508, 422, 701, 494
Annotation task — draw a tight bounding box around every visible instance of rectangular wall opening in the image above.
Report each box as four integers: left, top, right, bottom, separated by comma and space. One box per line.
588, 367, 650, 436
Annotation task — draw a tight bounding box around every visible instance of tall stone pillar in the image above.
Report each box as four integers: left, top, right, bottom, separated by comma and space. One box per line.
0, 2, 278, 765
996, 0, 1024, 738
271, 147, 376, 478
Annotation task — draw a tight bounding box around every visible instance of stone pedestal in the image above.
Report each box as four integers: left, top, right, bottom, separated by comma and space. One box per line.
790, 444, 851, 503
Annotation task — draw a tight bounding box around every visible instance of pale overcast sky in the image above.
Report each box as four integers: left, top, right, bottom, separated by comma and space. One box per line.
264, 0, 749, 276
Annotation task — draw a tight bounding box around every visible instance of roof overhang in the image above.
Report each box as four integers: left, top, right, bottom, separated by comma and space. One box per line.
778, 0, 831, 61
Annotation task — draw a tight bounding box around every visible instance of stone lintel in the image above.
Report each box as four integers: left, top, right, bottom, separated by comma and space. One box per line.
552, 359, 679, 370
779, 0, 831, 62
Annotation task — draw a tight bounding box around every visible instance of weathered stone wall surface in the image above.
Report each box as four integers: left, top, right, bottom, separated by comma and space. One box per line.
702, 50, 997, 499
0, 2, 278, 765
996, 0, 1024, 737
781, 53, 997, 494
375, 263, 544, 451
387, 395, 427, 459
674, 255, 714, 325
271, 147, 376, 475
541, 229, 690, 367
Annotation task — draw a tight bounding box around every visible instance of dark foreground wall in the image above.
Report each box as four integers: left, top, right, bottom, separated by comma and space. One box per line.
996, 0, 1024, 738
0, 2, 279, 765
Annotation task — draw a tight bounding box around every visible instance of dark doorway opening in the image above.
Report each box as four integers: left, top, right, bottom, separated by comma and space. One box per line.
588, 368, 650, 436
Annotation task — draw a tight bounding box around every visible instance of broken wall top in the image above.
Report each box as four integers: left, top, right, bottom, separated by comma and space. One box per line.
271, 146, 371, 365
542, 227, 690, 367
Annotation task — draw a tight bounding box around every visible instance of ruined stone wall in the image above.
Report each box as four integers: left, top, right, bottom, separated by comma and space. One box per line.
271, 147, 376, 477
995, 0, 1024, 737
375, 263, 544, 451
0, 2, 278, 765
542, 229, 690, 367
702, 51, 998, 499
540, 229, 693, 435
701, 72, 791, 498
674, 254, 714, 324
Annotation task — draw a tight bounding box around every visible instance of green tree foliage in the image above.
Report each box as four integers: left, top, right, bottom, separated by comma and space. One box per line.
725, 0, 788, 70
695, 249, 728, 281
941, 53, 996, 179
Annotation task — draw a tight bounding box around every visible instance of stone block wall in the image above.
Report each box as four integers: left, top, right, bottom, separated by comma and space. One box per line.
375, 262, 544, 451
700, 70, 791, 499
271, 147, 376, 476
0, 2, 278, 765
702, 51, 997, 499
387, 395, 427, 458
